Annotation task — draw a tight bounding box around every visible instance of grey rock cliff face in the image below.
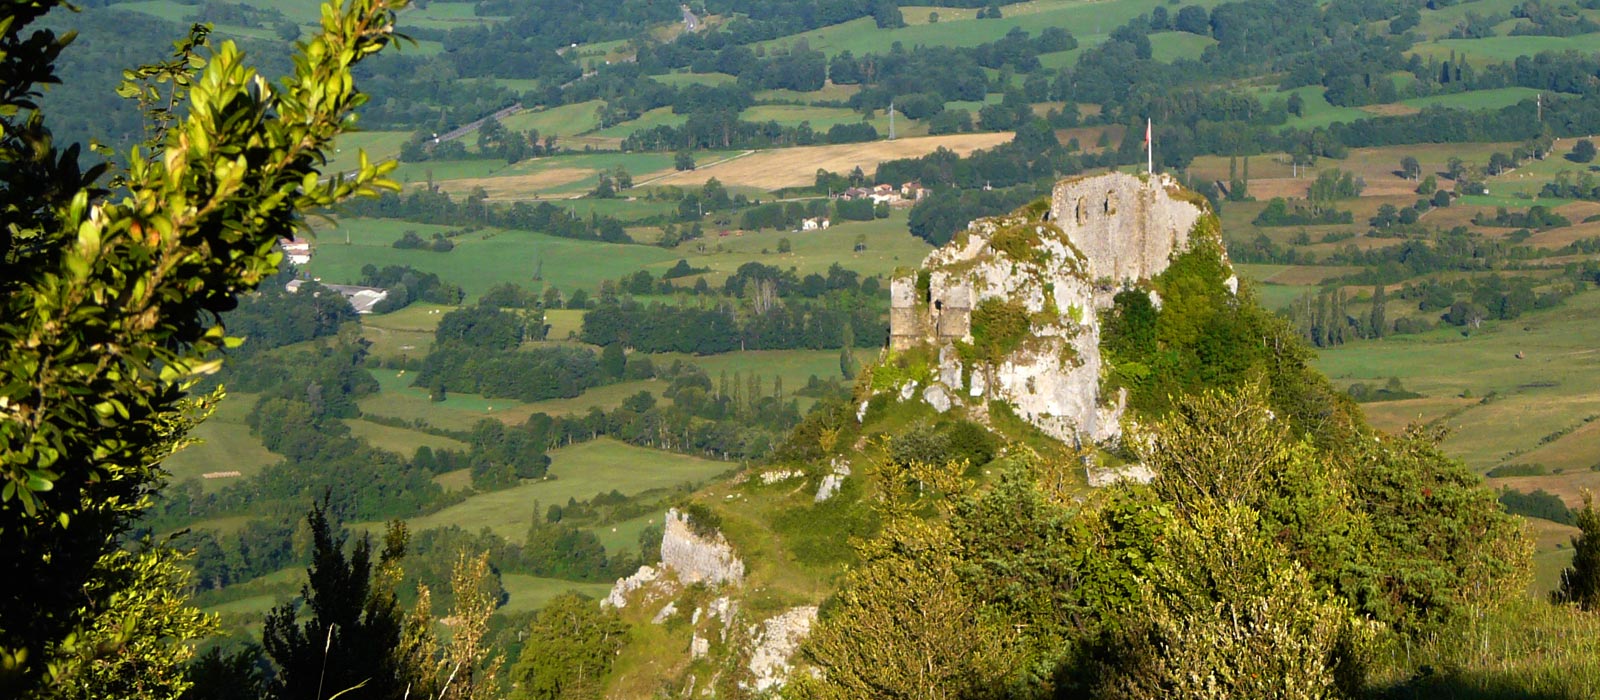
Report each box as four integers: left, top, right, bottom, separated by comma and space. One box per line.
660, 507, 745, 585
886, 173, 1220, 445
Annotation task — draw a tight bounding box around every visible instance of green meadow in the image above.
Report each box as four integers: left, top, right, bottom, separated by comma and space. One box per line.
1399, 86, 1544, 111
1413, 33, 1600, 65
497, 101, 605, 137
662, 209, 934, 284
1316, 289, 1600, 474
403, 438, 733, 542
500, 575, 614, 613
165, 392, 279, 492
1148, 31, 1216, 62
302, 218, 683, 300
756, 0, 1228, 57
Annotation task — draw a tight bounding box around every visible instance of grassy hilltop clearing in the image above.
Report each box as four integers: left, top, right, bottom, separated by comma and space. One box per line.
20, 0, 1600, 696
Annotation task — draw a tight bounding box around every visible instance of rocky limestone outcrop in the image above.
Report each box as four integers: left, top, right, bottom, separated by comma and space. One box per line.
660, 507, 746, 585
602, 508, 744, 609
602, 565, 665, 609
886, 172, 1222, 446
743, 606, 819, 694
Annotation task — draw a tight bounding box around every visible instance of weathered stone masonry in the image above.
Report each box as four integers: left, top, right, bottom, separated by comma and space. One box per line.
887, 172, 1217, 444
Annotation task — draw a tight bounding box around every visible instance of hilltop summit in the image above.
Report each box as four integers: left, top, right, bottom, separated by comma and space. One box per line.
886, 172, 1230, 445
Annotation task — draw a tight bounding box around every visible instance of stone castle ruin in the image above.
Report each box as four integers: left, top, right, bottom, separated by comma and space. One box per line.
887, 172, 1224, 444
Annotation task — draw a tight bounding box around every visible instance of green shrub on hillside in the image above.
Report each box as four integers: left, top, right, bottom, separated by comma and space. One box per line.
967, 298, 1031, 363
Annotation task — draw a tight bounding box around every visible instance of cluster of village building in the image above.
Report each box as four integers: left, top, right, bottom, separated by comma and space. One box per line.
277, 237, 390, 314
836, 181, 932, 206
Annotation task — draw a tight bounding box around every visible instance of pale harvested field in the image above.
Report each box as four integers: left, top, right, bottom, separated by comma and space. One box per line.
647, 133, 1014, 189
1359, 179, 1428, 197
1359, 396, 1477, 434
1517, 419, 1600, 474
1263, 265, 1362, 285
1524, 516, 1580, 551
1491, 472, 1600, 510
1530, 221, 1600, 248
1248, 178, 1309, 199
1359, 103, 1421, 117
434, 167, 611, 200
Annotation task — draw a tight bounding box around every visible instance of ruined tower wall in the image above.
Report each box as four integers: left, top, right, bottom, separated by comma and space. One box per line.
888, 275, 922, 351
1048, 173, 1204, 284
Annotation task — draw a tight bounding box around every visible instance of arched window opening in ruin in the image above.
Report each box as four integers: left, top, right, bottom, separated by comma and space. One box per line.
1076, 198, 1088, 224
1104, 191, 1117, 215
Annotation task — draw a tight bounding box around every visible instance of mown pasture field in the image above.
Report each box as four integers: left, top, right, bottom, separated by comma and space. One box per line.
1317, 290, 1600, 475
758, 0, 1229, 58
303, 219, 684, 300
165, 392, 279, 492
659, 209, 934, 283
646, 132, 1013, 190
500, 575, 614, 613
402, 438, 734, 542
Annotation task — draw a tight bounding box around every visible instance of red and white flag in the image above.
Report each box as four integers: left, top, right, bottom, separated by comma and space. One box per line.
1144, 118, 1152, 145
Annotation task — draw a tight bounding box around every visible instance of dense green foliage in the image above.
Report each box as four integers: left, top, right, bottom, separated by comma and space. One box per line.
0, 0, 404, 691
262, 506, 414, 700
508, 593, 626, 700
802, 384, 1528, 698
1555, 494, 1600, 611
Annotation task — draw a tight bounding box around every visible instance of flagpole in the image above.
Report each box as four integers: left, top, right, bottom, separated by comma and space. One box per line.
1146, 118, 1153, 175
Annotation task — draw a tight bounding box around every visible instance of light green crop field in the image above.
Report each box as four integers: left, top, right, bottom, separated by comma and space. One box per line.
404, 438, 733, 541
545, 309, 585, 339
1399, 87, 1544, 111
325, 131, 411, 175
753, 86, 865, 106
390, 158, 513, 183
498, 101, 605, 138
1412, 33, 1600, 65
361, 303, 452, 361
1412, 0, 1528, 39
401, 2, 504, 29
549, 197, 680, 222
116, 0, 191, 21
165, 392, 278, 492
488, 379, 667, 425
1270, 86, 1373, 130
740, 105, 896, 134
361, 369, 526, 433
1148, 31, 1216, 62
651, 72, 738, 88
646, 349, 848, 391
756, 0, 1228, 57
592, 107, 688, 139
663, 210, 934, 284
1037, 46, 1089, 71
344, 419, 467, 455
500, 575, 614, 613
302, 218, 683, 300
1316, 289, 1600, 474
590, 511, 662, 555
418, 151, 709, 200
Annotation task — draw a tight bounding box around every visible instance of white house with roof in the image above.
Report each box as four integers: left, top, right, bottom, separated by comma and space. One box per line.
280, 237, 312, 266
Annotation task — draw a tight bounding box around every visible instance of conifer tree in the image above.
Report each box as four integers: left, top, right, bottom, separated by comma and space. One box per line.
261, 505, 411, 700
1369, 285, 1387, 338
1556, 492, 1600, 611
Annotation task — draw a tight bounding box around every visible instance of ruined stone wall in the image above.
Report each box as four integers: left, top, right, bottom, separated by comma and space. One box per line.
1049, 172, 1204, 284
880, 173, 1220, 447
889, 273, 974, 350
889, 275, 923, 351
